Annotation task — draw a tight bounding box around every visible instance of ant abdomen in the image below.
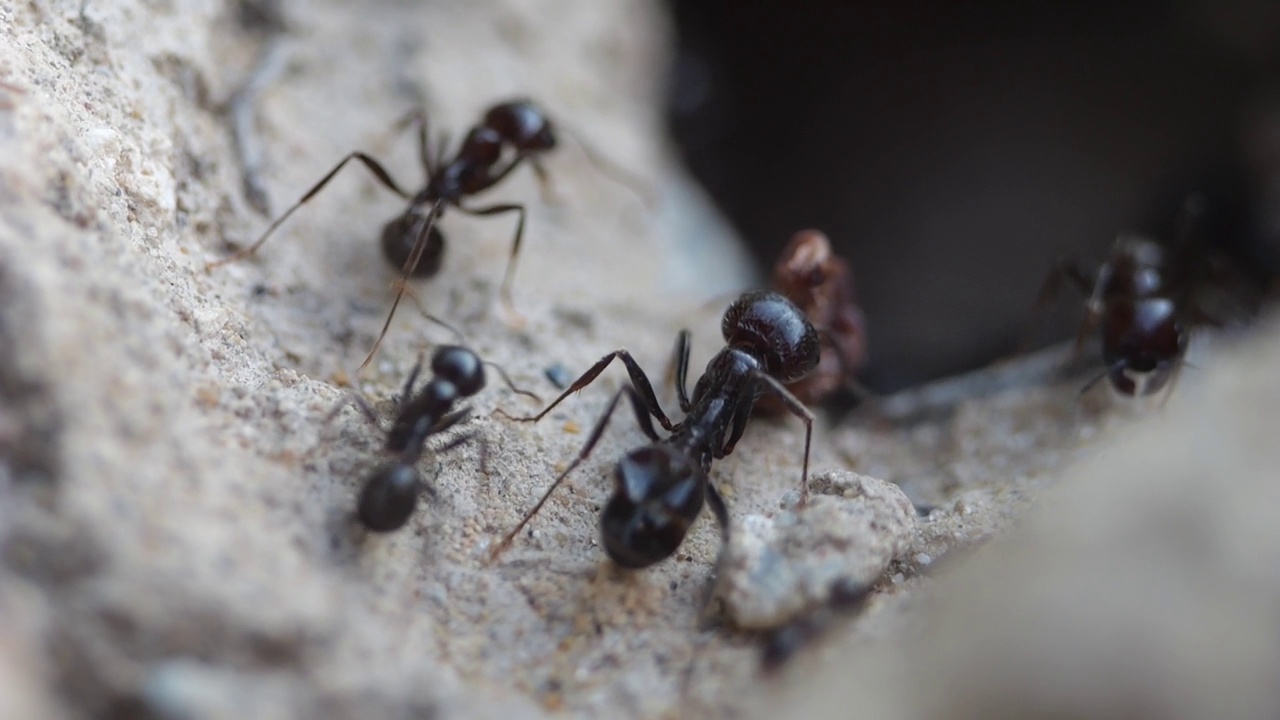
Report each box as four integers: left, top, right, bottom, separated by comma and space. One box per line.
380, 214, 445, 278
721, 290, 820, 382
358, 464, 422, 532
601, 446, 705, 568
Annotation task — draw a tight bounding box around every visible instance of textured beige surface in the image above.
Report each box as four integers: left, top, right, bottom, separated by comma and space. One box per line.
759, 320, 1280, 720
2, 0, 1278, 718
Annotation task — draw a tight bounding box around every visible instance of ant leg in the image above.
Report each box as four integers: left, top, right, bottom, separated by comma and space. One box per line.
401, 286, 467, 342
428, 407, 472, 435
313, 389, 382, 456
1072, 303, 1103, 359
530, 159, 564, 207
622, 385, 663, 442
396, 353, 426, 410
1016, 257, 1092, 354
408, 108, 434, 177
706, 481, 731, 558
697, 480, 732, 624
489, 387, 629, 560
447, 427, 495, 477
410, 428, 481, 508
431, 427, 477, 456
493, 350, 675, 431
456, 201, 526, 318
751, 371, 815, 506
207, 152, 416, 271
357, 203, 445, 372
717, 392, 756, 459
671, 330, 693, 412
322, 391, 381, 430
369, 107, 437, 178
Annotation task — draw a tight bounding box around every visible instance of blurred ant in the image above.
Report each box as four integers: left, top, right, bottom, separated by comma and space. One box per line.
1028, 196, 1246, 397
757, 229, 868, 414
207, 98, 652, 370
343, 344, 538, 532
489, 290, 819, 568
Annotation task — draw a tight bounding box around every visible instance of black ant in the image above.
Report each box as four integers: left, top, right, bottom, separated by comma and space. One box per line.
345, 344, 538, 532
489, 290, 819, 568
207, 98, 651, 370
1027, 197, 1234, 397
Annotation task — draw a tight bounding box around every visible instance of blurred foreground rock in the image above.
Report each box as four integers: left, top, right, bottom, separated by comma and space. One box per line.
765, 316, 1280, 720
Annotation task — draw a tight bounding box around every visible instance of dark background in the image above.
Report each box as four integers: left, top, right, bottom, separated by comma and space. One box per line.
664, 0, 1280, 391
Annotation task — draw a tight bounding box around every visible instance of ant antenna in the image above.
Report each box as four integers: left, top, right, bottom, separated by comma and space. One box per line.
402, 288, 464, 344
484, 361, 542, 403
556, 120, 659, 211
404, 289, 541, 403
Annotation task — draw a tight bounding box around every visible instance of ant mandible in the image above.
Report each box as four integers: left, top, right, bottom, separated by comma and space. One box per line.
347, 344, 538, 532
207, 98, 651, 370
489, 290, 819, 568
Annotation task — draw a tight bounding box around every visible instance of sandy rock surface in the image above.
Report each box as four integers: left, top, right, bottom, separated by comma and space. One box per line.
3, 0, 1279, 719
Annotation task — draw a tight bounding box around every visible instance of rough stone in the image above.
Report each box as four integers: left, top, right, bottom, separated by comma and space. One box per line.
717, 471, 915, 629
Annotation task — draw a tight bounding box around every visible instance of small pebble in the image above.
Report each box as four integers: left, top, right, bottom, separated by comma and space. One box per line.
718, 471, 916, 629
544, 363, 572, 389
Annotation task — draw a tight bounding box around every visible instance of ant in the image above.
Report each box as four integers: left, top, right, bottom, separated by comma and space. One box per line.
758, 229, 868, 414
207, 98, 652, 370
489, 290, 819, 568
344, 344, 538, 532
1026, 196, 1242, 397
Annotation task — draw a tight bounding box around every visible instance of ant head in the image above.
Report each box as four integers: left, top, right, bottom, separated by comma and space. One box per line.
600, 446, 705, 569
485, 99, 556, 153
357, 463, 421, 532
381, 215, 445, 278
432, 346, 485, 397
722, 290, 820, 382
1101, 298, 1186, 395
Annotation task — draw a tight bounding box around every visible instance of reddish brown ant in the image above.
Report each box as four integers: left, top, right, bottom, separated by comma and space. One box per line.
1028, 196, 1236, 397
489, 290, 820, 568
757, 229, 868, 413
207, 98, 652, 370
